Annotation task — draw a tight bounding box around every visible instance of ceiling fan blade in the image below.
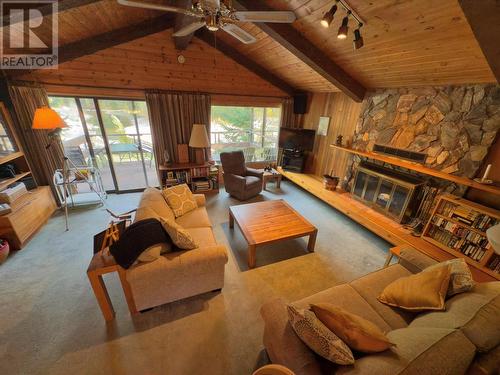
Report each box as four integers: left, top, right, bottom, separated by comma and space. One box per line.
234, 11, 296, 23
173, 21, 207, 37
117, 0, 199, 17
221, 24, 257, 44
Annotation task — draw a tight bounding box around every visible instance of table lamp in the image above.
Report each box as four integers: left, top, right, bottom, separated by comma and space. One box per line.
487, 223, 500, 254
189, 124, 210, 164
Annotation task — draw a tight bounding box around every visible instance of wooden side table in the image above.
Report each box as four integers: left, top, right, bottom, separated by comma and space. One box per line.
262, 169, 282, 191
384, 245, 403, 267
87, 252, 137, 321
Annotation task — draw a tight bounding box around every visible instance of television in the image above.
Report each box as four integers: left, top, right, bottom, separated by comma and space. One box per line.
278, 127, 316, 151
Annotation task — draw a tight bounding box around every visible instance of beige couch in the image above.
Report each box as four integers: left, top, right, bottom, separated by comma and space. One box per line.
125, 188, 228, 311
261, 248, 500, 375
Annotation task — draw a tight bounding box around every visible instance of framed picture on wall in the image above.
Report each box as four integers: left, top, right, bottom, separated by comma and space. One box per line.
318, 116, 330, 136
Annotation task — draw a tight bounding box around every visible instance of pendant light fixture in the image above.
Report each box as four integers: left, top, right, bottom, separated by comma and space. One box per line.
319, 1, 365, 48
353, 23, 364, 50
321, 0, 339, 28
337, 10, 350, 39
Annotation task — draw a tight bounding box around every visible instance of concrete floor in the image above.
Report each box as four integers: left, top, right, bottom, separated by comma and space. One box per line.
0, 181, 390, 375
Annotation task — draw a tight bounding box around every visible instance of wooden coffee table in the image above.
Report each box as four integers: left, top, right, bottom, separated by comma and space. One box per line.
229, 200, 317, 268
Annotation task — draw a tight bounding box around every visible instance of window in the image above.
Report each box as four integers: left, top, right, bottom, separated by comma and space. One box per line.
210, 105, 281, 162
48, 96, 158, 192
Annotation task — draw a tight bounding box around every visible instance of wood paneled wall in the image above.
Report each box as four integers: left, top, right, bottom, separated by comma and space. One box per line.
303, 93, 362, 181
17, 29, 286, 98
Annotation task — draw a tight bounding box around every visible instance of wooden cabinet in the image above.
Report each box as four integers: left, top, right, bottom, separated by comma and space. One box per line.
0, 186, 56, 249
0, 102, 57, 250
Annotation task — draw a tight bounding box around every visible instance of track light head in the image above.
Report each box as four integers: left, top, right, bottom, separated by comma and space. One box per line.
353, 24, 364, 49
320, 3, 338, 28
337, 10, 350, 39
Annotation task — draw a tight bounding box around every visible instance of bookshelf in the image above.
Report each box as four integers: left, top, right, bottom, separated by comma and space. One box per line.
422, 194, 500, 279
158, 163, 220, 194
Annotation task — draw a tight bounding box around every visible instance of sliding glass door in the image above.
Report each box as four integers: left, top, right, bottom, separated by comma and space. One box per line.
49, 96, 159, 193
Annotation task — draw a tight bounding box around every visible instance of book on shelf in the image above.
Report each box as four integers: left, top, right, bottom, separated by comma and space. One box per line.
488, 255, 500, 272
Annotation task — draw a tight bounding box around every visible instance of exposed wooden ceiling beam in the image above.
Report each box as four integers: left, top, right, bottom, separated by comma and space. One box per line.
231, 0, 366, 102
1, 0, 101, 28
173, 0, 196, 50
196, 29, 296, 96
7, 14, 176, 78
459, 0, 500, 83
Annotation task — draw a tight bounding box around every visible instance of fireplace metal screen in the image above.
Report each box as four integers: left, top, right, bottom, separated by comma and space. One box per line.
351, 163, 425, 223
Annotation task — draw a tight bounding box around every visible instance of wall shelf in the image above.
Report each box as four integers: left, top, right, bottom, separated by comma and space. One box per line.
331, 145, 500, 196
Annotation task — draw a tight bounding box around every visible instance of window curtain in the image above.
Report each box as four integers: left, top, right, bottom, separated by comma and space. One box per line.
8, 84, 65, 203
281, 97, 304, 129
145, 91, 211, 168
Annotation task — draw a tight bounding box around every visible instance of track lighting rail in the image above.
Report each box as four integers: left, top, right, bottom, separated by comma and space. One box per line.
337, 0, 365, 26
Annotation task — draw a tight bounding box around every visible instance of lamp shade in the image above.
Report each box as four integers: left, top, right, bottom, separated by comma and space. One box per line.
189, 124, 210, 148
487, 223, 500, 255
32, 107, 66, 130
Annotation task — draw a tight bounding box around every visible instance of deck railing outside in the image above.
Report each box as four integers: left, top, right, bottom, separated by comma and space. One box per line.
211, 129, 279, 162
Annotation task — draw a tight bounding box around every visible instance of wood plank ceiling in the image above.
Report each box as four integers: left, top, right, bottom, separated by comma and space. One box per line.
6, 0, 498, 97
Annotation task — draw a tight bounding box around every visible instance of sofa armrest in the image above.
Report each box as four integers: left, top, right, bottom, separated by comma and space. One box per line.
399, 247, 438, 273
246, 167, 264, 179
193, 194, 206, 207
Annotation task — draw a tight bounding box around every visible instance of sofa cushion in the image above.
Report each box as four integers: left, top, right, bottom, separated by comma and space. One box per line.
175, 207, 212, 228
162, 184, 198, 218
336, 328, 475, 375
294, 284, 392, 333
161, 218, 198, 250
138, 187, 175, 221
287, 305, 354, 365
310, 304, 394, 353
377, 264, 451, 311
186, 227, 217, 247
350, 264, 416, 329
137, 242, 172, 263
410, 282, 500, 352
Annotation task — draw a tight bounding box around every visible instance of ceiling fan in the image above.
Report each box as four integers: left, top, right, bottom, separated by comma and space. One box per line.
117, 0, 296, 44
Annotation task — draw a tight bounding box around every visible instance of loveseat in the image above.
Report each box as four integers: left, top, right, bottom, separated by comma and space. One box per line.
125, 187, 228, 311
261, 248, 500, 374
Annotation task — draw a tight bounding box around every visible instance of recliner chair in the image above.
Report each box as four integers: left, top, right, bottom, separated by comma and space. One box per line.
220, 151, 264, 200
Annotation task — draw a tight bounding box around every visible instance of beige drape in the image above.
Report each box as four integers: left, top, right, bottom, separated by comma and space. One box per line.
8, 84, 65, 202
145, 91, 211, 167
281, 97, 304, 129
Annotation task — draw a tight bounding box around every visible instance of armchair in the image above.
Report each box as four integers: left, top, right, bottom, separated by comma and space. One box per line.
220, 150, 263, 200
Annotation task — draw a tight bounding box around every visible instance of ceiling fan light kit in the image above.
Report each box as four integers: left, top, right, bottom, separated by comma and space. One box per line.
117, 0, 296, 45
320, 0, 365, 49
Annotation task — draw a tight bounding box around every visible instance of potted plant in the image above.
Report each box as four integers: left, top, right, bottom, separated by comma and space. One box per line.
0, 239, 9, 264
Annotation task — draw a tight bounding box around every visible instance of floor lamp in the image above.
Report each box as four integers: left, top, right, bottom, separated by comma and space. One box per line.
32, 107, 107, 231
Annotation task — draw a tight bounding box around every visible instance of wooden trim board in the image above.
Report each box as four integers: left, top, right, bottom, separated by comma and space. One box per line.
278, 167, 496, 282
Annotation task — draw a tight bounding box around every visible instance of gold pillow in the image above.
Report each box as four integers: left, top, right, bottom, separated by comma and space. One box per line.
378, 264, 451, 311
287, 305, 354, 365
160, 218, 198, 250
423, 258, 474, 296
162, 184, 198, 218
310, 303, 394, 353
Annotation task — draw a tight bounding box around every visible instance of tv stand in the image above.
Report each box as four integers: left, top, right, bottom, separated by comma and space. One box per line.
281, 149, 305, 172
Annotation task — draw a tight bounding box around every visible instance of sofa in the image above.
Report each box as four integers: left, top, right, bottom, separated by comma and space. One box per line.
220, 150, 264, 200
261, 248, 500, 375
125, 187, 228, 311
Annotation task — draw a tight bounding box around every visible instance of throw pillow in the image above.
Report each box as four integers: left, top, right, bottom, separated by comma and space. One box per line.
162, 184, 198, 218
109, 218, 170, 269
423, 258, 474, 297
137, 242, 172, 263
160, 217, 198, 250
310, 303, 394, 353
378, 264, 451, 311
287, 304, 354, 365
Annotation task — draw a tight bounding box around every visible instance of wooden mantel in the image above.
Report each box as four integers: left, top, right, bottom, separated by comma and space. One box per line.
331, 145, 500, 196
